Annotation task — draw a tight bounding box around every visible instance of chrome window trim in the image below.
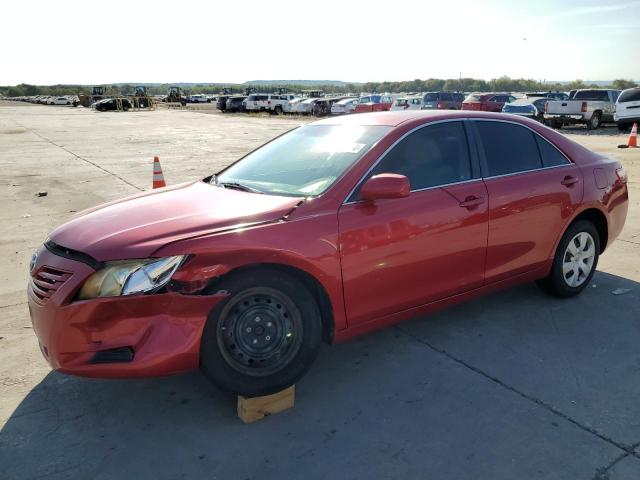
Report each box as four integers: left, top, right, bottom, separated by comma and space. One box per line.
341, 116, 575, 206
479, 162, 572, 181
342, 119, 473, 204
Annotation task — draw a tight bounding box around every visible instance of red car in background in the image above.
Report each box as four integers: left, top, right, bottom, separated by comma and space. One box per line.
353, 94, 394, 113
462, 93, 516, 112
28, 111, 628, 396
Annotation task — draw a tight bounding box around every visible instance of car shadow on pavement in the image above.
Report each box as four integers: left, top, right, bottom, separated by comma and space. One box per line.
557, 124, 623, 136
1, 270, 639, 480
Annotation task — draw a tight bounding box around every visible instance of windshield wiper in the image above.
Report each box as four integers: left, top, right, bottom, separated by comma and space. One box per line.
217, 181, 264, 194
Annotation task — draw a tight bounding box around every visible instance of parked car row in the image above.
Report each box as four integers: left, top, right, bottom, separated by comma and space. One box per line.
7, 95, 79, 106
6, 87, 638, 130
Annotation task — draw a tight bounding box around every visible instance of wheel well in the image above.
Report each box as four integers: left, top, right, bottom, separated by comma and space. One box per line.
571, 209, 608, 252
207, 263, 335, 343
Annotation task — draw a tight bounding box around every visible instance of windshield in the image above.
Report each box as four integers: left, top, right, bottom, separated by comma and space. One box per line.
216, 125, 391, 197
464, 94, 484, 102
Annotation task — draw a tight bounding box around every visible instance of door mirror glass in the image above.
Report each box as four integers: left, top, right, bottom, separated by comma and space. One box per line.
360, 174, 410, 201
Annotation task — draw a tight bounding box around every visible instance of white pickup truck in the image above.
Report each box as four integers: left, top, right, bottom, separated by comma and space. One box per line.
544, 89, 620, 130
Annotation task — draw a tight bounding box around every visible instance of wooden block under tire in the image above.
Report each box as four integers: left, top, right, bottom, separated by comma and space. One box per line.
237, 386, 295, 423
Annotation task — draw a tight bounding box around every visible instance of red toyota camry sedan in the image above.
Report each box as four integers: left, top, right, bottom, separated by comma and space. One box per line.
28, 111, 628, 396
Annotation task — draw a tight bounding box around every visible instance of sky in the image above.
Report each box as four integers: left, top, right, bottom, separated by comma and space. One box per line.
1, 0, 639, 85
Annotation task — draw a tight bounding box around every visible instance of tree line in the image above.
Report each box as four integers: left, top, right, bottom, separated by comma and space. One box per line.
1, 77, 637, 98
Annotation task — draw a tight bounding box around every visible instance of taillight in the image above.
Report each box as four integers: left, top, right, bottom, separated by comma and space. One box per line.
616, 166, 628, 183
581, 102, 587, 113
437, 101, 446, 109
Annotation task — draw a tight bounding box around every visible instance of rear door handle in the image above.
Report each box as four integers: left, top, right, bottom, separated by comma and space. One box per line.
561, 176, 580, 187
459, 196, 485, 209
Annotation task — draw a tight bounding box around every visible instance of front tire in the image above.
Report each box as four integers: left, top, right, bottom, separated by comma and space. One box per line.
200, 270, 323, 396
537, 220, 600, 297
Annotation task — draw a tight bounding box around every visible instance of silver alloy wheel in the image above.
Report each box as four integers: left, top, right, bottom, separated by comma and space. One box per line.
562, 232, 596, 287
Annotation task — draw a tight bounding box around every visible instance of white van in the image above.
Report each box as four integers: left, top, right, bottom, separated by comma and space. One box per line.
245, 94, 287, 113
391, 96, 423, 111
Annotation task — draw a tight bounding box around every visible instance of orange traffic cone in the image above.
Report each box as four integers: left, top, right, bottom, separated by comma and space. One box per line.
628, 123, 638, 148
619, 123, 638, 149
152, 156, 166, 188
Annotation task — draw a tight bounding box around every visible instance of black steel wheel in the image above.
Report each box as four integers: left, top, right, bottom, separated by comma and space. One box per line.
201, 269, 323, 396
216, 287, 303, 376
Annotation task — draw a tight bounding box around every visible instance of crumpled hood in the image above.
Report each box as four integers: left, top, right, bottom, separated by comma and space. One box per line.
49, 181, 302, 261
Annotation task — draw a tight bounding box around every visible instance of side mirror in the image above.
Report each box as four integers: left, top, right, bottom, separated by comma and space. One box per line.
360, 174, 410, 201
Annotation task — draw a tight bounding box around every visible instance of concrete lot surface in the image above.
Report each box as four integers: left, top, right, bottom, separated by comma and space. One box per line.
0, 103, 639, 479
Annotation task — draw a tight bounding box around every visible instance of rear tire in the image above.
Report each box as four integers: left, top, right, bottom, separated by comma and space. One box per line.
587, 112, 601, 130
200, 269, 323, 397
536, 220, 600, 297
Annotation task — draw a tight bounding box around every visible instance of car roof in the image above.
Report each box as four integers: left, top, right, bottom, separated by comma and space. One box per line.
312, 110, 536, 127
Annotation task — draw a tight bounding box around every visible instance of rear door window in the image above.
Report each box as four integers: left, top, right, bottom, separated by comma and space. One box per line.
367, 121, 472, 191
475, 121, 542, 176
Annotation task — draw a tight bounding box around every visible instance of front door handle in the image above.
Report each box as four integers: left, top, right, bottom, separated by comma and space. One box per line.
561, 176, 580, 187
459, 195, 485, 209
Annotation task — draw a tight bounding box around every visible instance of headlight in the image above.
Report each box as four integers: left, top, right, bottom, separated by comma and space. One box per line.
77, 256, 185, 300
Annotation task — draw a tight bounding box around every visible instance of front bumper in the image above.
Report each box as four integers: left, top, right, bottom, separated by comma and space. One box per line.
27, 246, 225, 378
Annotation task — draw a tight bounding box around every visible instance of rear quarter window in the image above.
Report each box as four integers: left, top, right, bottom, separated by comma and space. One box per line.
536, 136, 570, 167
475, 121, 543, 176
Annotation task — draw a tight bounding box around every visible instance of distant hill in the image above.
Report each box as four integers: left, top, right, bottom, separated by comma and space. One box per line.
545, 80, 639, 86
245, 80, 352, 86
109, 80, 355, 87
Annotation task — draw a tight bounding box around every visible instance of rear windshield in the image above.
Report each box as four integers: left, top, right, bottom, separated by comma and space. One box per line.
574, 90, 610, 101
395, 99, 408, 106
618, 88, 640, 103
423, 93, 439, 102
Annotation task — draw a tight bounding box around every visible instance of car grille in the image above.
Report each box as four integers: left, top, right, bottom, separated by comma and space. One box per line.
30, 266, 72, 305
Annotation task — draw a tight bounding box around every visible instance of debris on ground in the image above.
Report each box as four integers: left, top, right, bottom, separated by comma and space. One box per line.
611, 288, 632, 295
35, 191, 47, 197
